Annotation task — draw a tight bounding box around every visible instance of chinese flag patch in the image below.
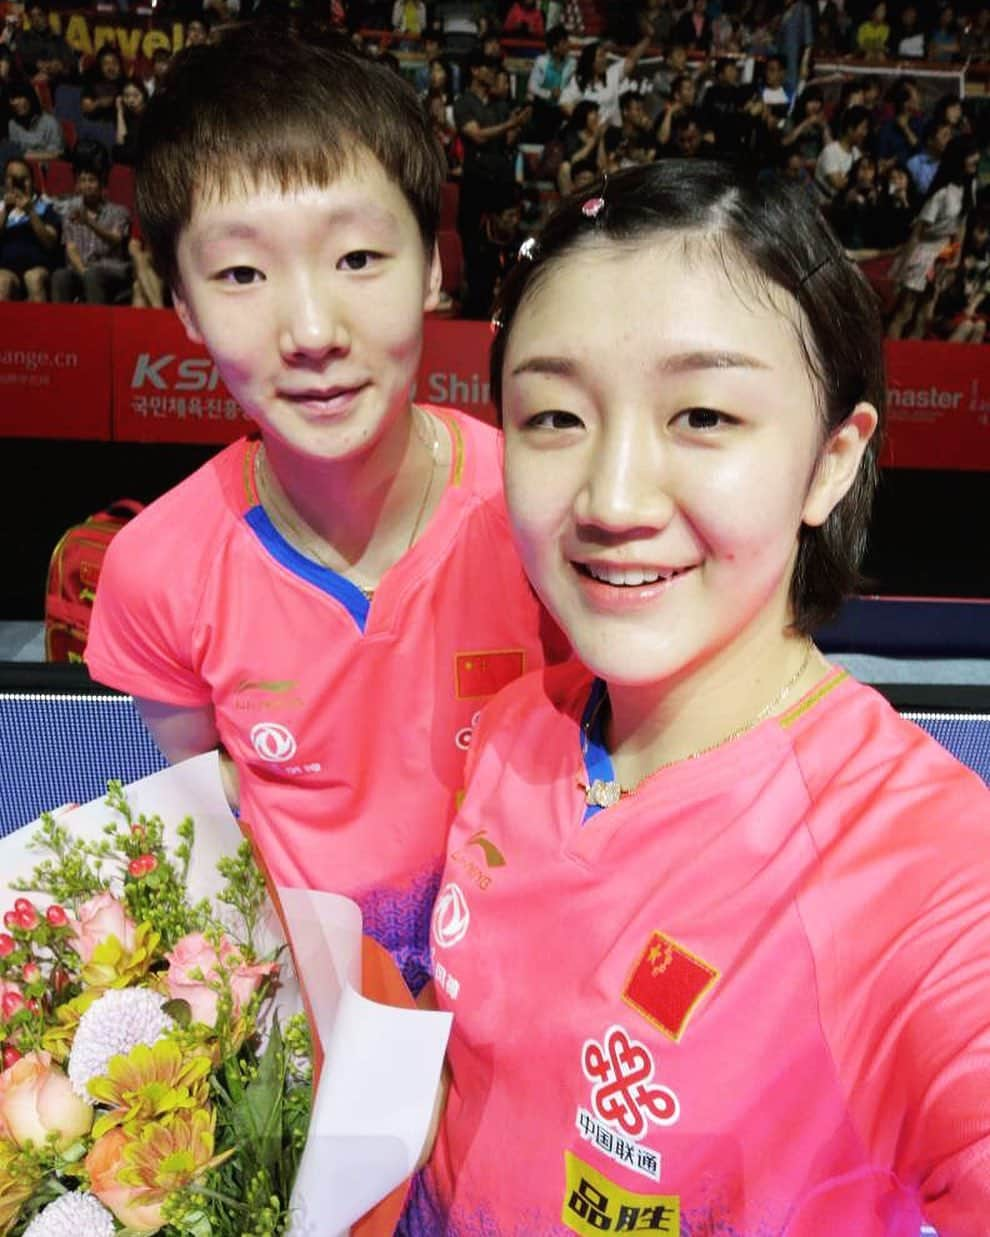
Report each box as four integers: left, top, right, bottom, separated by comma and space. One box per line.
455, 649, 526, 699
623, 931, 719, 1042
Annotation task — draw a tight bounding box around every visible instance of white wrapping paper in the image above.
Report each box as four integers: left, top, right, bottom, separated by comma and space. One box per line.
4, 751, 452, 1236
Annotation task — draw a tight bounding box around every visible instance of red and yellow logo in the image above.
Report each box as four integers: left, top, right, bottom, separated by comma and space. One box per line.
454, 649, 526, 699
623, 931, 719, 1043
562, 1151, 679, 1236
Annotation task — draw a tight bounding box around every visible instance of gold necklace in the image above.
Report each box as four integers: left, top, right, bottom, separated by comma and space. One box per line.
582, 640, 815, 809
254, 407, 441, 600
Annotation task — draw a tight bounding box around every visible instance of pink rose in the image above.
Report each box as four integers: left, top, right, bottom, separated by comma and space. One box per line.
0, 1050, 92, 1150
165, 933, 275, 1028
68, 893, 137, 963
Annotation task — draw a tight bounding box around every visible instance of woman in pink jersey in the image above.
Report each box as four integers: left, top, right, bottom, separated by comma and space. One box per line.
412, 163, 990, 1235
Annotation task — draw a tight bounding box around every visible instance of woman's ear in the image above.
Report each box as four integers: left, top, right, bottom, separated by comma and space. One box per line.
802, 403, 879, 527
172, 289, 204, 346
423, 240, 443, 313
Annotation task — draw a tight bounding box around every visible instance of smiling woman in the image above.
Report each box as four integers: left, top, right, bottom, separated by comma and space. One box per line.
172, 162, 441, 484
81, 25, 565, 1024
412, 163, 990, 1237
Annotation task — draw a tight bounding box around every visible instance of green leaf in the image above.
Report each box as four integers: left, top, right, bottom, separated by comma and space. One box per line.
162, 998, 193, 1027
232, 1020, 285, 1178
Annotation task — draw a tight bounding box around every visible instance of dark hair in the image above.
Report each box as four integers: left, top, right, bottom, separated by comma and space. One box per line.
490, 162, 886, 632
926, 134, 978, 202
670, 106, 702, 137
570, 155, 598, 181
791, 83, 823, 123
602, 125, 625, 155
136, 22, 445, 289
839, 104, 870, 136
890, 79, 917, 115
575, 41, 603, 91
8, 82, 41, 119
96, 46, 122, 74
546, 23, 568, 50
463, 48, 490, 83
3, 155, 31, 180
568, 99, 600, 132
931, 93, 963, 127
379, 49, 401, 74
121, 74, 149, 105
850, 153, 877, 178
72, 138, 110, 182
426, 54, 453, 95
669, 72, 693, 100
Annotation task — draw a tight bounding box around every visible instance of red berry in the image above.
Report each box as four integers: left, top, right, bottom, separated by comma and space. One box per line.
2, 1045, 21, 1068
26, 999, 40, 1015
1, 991, 24, 1019
129, 853, 157, 877
15, 907, 38, 931
21, 963, 40, 984
13, 899, 33, 916
0, 934, 14, 958
45, 905, 68, 927
2, 912, 18, 932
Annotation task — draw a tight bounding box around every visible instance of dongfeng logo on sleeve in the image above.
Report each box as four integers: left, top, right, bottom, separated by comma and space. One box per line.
432, 882, 471, 948
250, 722, 298, 762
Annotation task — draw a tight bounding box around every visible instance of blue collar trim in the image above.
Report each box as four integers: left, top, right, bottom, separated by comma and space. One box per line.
580, 678, 615, 823
245, 504, 370, 632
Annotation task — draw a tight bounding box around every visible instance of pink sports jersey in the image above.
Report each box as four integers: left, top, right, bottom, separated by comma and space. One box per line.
85, 408, 561, 991
418, 661, 990, 1236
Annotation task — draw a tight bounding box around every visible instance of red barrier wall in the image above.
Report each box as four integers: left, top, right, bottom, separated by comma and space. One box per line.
1, 304, 988, 468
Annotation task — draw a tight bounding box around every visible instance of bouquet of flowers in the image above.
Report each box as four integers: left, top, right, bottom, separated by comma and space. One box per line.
0, 754, 451, 1237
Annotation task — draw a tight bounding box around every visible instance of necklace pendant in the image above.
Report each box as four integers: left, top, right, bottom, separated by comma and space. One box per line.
585, 778, 623, 809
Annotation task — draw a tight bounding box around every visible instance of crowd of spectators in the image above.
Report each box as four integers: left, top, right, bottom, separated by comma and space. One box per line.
2, 0, 990, 341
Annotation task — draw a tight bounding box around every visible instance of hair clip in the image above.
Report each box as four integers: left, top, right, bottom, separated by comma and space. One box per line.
490, 313, 504, 335
581, 196, 605, 219
518, 236, 539, 261
799, 253, 835, 286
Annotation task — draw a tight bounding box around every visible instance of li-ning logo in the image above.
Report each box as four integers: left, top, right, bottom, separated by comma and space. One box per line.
236, 678, 297, 694
432, 882, 471, 949
233, 678, 304, 715
451, 830, 506, 892
250, 722, 297, 763
466, 830, 506, 867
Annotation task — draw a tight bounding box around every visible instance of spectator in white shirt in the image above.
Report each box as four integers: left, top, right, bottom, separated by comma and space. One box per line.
815, 104, 869, 201
560, 36, 649, 128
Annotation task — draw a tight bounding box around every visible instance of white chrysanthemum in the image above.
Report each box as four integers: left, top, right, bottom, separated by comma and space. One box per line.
23, 1191, 116, 1237
67, 986, 174, 1099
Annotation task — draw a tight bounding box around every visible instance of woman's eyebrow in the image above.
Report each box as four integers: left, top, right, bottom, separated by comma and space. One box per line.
510, 350, 771, 380
659, 350, 771, 373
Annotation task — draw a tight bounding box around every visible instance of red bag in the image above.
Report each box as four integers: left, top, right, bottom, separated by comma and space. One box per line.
45, 500, 144, 663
